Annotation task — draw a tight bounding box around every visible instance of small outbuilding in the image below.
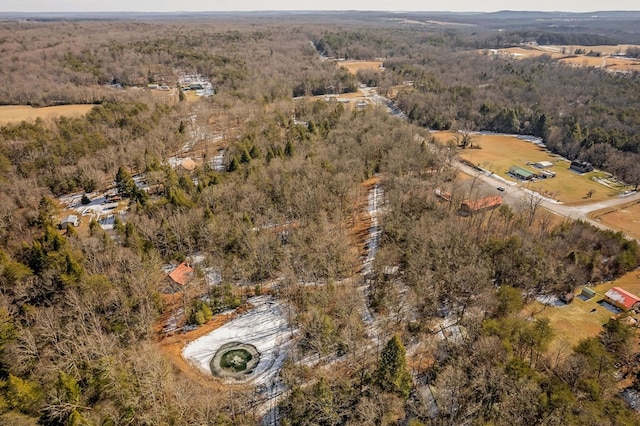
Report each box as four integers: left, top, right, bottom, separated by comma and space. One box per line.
509, 165, 535, 180
604, 287, 640, 312
60, 215, 80, 229
581, 287, 596, 300
168, 262, 194, 287
560, 293, 575, 304
534, 161, 553, 169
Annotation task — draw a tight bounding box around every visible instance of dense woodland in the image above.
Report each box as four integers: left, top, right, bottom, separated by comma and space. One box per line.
0, 14, 640, 425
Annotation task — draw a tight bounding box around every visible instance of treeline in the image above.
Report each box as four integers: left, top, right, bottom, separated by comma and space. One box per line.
468, 31, 620, 50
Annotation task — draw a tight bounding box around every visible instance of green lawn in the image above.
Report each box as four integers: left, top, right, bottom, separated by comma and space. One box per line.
525, 270, 640, 358
434, 132, 625, 205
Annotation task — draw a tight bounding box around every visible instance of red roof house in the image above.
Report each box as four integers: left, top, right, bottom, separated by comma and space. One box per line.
168, 262, 194, 287
460, 195, 503, 215
604, 287, 640, 311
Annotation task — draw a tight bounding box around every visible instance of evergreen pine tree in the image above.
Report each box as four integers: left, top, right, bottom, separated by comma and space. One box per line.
375, 335, 412, 398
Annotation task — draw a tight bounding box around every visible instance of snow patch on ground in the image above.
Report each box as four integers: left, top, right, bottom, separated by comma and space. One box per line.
621, 388, 640, 411
205, 268, 223, 286
58, 191, 123, 230
536, 295, 566, 307
182, 296, 292, 386
211, 148, 226, 171
362, 184, 383, 276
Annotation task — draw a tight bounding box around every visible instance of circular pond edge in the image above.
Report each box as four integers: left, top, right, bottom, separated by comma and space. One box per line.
210, 341, 260, 379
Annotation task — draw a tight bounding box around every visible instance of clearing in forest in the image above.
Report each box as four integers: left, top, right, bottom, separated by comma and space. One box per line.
434, 131, 622, 205
0, 104, 96, 125
338, 60, 383, 75
481, 44, 640, 73
182, 296, 291, 386
526, 270, 640, 359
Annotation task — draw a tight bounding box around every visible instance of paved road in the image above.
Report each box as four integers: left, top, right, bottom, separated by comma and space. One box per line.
456, 161, 640, 235
362, 84, 640, 238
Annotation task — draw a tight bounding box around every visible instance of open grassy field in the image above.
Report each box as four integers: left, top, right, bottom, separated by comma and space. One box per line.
338, 60, 383, 75
559, 55, 640, 72
526, 270, 640, 357
590, 200, 640, 241
433, 131, 621, 205
0, 104, 96, 125
482, 44, 640, 72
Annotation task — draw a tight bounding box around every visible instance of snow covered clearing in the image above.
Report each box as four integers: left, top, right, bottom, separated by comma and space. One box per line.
182, 296, 292, 386
58, 191, 123, 230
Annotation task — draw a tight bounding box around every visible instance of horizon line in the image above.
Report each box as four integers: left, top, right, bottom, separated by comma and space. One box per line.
2, 9, 640, 14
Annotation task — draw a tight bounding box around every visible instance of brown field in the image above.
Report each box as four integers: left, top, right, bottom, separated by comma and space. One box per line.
574, 44, 640, 55
526, 270, 640, 358
434, 131, 621, 205
338, 60, 383, 75
482, 44, 640, 72
559, 55, 640, 72
302, 90, 373, 112
489, 46, 559, 59
0, 104, 96, 125
590, 200, 640, 240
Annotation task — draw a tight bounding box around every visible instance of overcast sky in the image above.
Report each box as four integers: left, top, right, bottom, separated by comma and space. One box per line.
2, 1, 639, 13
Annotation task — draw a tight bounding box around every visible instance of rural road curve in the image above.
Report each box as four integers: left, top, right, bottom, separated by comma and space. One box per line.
455, 161, 640, 235
363, 84, 640, 238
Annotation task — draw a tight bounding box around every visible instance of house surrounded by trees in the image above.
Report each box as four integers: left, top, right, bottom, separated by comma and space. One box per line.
570, 160, 594, 173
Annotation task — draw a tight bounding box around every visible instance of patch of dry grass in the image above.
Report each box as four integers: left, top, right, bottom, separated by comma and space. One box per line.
526, 270, 640, 358
590, 201, 640, 241
433, 131, 620, 205
0, 104, 95, 125
479, 44, 640, 72
338, 60, 383, 75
